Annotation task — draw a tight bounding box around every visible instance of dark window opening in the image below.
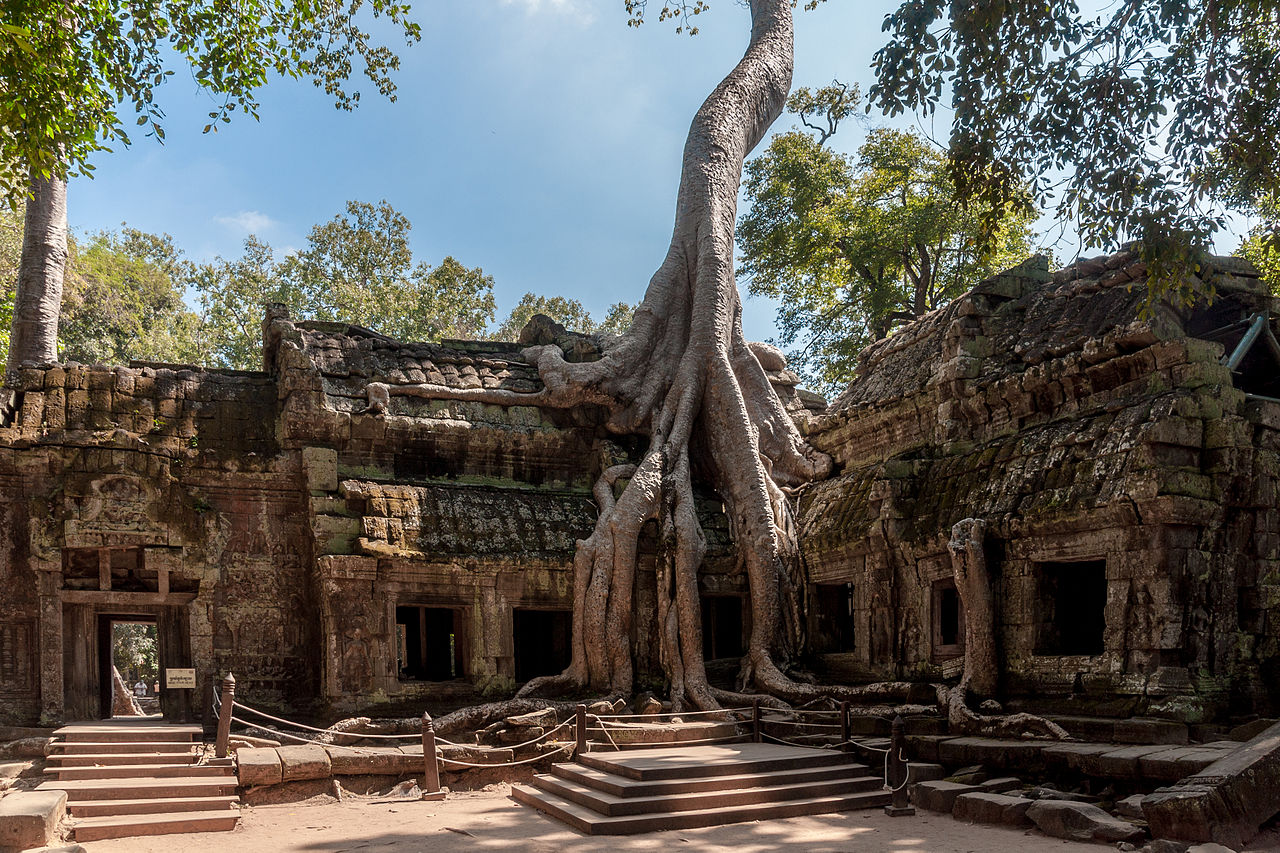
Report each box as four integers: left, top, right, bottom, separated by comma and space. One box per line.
396, 606, 465, 681
513, 609, 572, 683
62, 547, 150, 592
1034, 560, 1107, 656
931, 579, 964, 659
813, 583, 855, 652
701, 596, 744, 660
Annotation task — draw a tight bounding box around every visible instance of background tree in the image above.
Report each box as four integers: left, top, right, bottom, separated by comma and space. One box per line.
59, 229, 202, 365
193, 201, 496, 369
494, 293, 636, 341
870, 0, 1280, 300
1, 0, 420, 373
0, 206, 20, 360
739, 85, 1032, 393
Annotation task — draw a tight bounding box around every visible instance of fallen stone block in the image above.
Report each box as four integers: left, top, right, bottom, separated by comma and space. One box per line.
953, 792, 1033, 827
327, 748, 421, 776
912, 780, 983, 813
237, 747, 283, 787
25, 846, 87, 853
978, 776, 1021, 793
505, 708, 556, 728
1115, 793, 1146, 819
1042, 742, 1114, 773
1185, 845, 1237, 853
0, 789, 67, 851
0, 738, 50, 760
906, 762, 946, 784
277, 744, 332, 782
1026, 800, 1145, 844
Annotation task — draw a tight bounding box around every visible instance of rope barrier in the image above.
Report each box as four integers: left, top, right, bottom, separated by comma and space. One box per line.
587, 715, 621, 752
437, 743, 574, 769
590, 706, 754, 721
233, 701, 419, 740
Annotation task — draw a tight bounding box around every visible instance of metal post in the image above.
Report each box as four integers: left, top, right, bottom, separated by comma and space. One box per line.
884, 714, 915, 817
575, 704, 588, 758
839, 700, 850, 747
421, 712, 441, 794
215, 672, 235, 759
752, 698, 761, 743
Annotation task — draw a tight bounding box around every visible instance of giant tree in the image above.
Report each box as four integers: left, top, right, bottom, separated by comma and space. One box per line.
1, 0, 420, 374
871, 0, 1280, 298
739, 88, 1032, 393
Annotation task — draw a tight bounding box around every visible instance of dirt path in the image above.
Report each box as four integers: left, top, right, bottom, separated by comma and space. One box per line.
77, 784, 1131, 852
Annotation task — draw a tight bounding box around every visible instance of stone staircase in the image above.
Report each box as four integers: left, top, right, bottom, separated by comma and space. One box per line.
36, 721, 240, 842
511, 742, 891, 834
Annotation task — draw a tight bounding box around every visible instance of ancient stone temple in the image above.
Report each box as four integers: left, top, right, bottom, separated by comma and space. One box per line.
0, 250, 1277, 728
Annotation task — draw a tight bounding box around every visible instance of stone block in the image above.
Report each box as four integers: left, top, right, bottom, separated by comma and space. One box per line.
906, 763, 946, 784
327, 748, 421, 776
277, 744, 331, 782
1026, 800, 1144, 844
912, 780, 983, 813
0, 789, 67, 851
978, 776, 1021, 793
1138, 747, 1224, 782
952, 792, 1033, 827
237, 747, 283, 787
302, 447, 339, 493
1041, 742, 1117, 772
1115, 794, 1146, 819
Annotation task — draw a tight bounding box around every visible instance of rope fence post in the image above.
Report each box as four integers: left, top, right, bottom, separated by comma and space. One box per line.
752, 699, 761, 743
421, 712, 441, 794
839, 700, 849, 747
883, 714, 915, 817
215, 672, 235, 759
575, 704, 588, 758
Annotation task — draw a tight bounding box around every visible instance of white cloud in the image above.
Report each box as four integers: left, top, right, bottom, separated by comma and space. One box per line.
499, 0, 593, 21
215, 210, 278, 236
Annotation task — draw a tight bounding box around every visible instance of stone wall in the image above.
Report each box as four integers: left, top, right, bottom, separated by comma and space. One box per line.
798, 253, 1280, 719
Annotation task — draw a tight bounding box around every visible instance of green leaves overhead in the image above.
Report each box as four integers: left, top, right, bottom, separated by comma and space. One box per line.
738, 84, 1032, 395
494, 293, 635, 342
0, 0, 421, 205
870, 0, 1280, 299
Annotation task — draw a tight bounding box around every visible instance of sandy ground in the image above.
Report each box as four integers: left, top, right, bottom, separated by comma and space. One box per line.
76, 784, 1155, 853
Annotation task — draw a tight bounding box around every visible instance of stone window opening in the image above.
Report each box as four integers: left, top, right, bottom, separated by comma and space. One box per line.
701, 595, 745, 661
932, 578, 964, 660
512, 608, 572, 684
395, 606, 466, 682
813, 583, 856, 653
63, 547, 150, 592
1033, 559, 1108, 656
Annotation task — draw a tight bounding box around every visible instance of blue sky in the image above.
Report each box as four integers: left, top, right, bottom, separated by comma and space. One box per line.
63, 1, 1249, 343
66, 1, 938, 343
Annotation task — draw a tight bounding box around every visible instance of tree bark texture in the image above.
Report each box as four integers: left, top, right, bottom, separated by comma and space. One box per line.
7, 172, 67, 378
948, 517, 997, 697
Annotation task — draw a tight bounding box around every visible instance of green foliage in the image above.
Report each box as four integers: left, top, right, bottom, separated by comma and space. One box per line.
870, 0, 1280, 300
0, 0, 420, 205
194, 200, 497, 369
112, 622, 158, 685
1237, 228, 1280, 295
0, 206, 19, 361
494, 293, 635, 341
739, 86, 1032, 394
60, 229, 203, 365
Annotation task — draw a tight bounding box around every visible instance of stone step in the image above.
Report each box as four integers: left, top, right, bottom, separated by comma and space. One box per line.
54, 725, 201, 745
49, 763, 233, 781
578, 743, 858, 781
37, 777, 238, 801
51, 740, 198, 755
71, 809, 240, 842
550, 759, 864, 797
511, 783, 892, 835
68, 795, 240, 818
531, 769, 884, 816
47, 752, 197, 766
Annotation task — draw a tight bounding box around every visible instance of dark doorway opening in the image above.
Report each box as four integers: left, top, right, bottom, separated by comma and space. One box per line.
1034, 560, 1108, 656
98, 616, 159, 719
701, 596, 744, 660
512, 609, 572, 683
931, 579, 963, 660
395, 606, 465, 681
813, 583, 855, 652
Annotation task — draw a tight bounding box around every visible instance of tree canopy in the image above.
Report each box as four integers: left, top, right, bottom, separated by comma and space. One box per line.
494, 293, 634, 341
738, 84, 1033, 393
870, 0, 1280, 300
0, 0, 420, 205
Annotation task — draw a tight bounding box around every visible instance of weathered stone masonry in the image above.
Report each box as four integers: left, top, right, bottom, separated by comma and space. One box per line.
798, 253, 1280, 721
2, 250, 1279, 727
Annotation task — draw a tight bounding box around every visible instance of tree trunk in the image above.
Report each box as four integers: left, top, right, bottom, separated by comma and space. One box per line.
7, 172, 67, 378
948, 517, 997, 697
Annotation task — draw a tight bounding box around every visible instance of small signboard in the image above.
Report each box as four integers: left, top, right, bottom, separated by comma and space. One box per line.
165, 668, 196, 689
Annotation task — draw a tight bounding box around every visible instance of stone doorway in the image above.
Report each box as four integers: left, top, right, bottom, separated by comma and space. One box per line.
512, 609, 571, 683
98, 616, 160, 718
